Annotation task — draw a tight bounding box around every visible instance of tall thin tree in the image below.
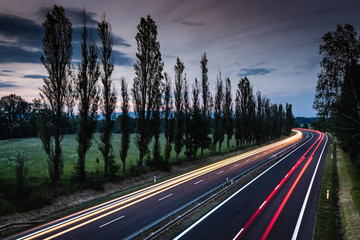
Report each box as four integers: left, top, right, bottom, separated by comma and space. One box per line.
223, 77, 233, 150
199, 53, 212, 156
163, 73, 174, 163
174, 57, 185, 162
120, 78, 130, 175
39, 5, 72, 185
98, 15, 118, 176
132, 16, 163, 169
213, 73, 224, 153
75, 9, 100, 179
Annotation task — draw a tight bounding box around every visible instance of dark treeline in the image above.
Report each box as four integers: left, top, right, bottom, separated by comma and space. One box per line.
0, 5, 294, 185
313, 24, 360, 175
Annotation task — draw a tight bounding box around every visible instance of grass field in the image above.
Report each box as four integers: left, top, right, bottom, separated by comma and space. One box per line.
0, 133, 243, 215
314, 143, 343, 240
0, 133, 239, 183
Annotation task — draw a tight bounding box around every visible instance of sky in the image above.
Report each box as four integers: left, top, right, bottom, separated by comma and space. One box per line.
1, 0, 360, 117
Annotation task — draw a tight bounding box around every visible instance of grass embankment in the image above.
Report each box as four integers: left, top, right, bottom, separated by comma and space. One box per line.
337, 148, 360, 239
314, 143, 343, 240
0, 133, 243, 216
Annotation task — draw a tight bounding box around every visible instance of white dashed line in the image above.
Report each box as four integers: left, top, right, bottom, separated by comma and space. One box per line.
158, 193, 173, 201
194, 180, 204, 185
99, 215, 124, 228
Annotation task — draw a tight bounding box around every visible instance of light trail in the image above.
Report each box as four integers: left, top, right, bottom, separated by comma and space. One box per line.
18, 130, 302, 240
233, 130, 322, 239
261, 133, 325, 239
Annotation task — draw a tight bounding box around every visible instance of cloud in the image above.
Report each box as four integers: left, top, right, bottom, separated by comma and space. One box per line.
238, 68, 275, 77
37, 7, 99, 27
0, 45, 42, 64
0, 81, 18, 88
23, 74, 47, 79
0, 12, 132, 66
181, 21, 206, 27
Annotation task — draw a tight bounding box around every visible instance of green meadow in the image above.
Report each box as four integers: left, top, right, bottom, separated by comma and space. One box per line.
0, 133, 238, 184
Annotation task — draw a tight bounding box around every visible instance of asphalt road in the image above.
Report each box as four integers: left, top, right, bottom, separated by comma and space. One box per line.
9, 130, 306, 240
174, 129, 329, 240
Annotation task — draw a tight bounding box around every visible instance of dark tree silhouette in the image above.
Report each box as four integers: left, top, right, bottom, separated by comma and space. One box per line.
0, 94, 30, 127
120, 78, 130, 175
75, 9, 100, 179
163, 73, 174, 163
174, 57, 185, 162
39, 4, 72, 185
199, 53, 212, 156
223, 77, 233, 150
132, 15, 163, 169
98, 15, 118, 176
213, 72, 224, 153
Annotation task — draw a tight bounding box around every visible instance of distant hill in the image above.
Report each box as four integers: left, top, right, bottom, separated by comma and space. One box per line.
295, 117, 318, 125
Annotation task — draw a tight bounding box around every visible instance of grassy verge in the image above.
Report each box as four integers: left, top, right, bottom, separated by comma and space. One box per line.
337, 148, 360, 239
314, 142, 343, 240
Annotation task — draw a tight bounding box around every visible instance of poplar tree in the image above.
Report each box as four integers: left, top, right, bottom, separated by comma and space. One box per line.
98, 15, 118, 176
213, 74, 224, 153
39, 5, 72, 185
75, 9, 100, 179
223, 77, 233, 150
132, 16, 163, 169
120, 78, 130, 175
163, 73, 174, 163
199, 53, 212, 155
174, 57, 185, 162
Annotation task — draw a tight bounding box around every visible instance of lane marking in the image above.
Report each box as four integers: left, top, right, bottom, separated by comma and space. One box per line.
217, 171, 224, 175
158, 193, 173, 201
173, 131, 312, 240
99, 216, 124, 228
261, 132, 324, 240
233, 228, 244, 240
291, 134, 328, 240
232, 131, 320, 240
230, 164, 240, 170
259, 201, 267, 209
19, 130, 303, 240
194, 180, 204, 185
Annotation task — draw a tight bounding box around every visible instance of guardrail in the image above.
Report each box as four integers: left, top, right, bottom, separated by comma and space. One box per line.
123, 133, 311, 240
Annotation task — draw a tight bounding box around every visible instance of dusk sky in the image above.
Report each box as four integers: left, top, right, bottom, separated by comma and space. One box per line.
1, 0, 360, 117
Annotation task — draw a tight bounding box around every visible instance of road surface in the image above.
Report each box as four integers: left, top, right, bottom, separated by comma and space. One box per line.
9, 130, 306, 240
174, 129, 328, 240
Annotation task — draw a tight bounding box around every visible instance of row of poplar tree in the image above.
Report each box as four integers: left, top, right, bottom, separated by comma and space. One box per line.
37, 5, 293, 185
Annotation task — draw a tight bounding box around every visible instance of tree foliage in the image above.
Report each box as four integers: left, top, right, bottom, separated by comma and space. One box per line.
174, 57, 185, 162
132, 15, 163, 169
39, 4, 73, 185
74, 9, 100, 179
163, 73, 175, 163
213, 72, 224, 153
199, 53, 212, 155
120, 78, 130, 175
98, 14, 118, 177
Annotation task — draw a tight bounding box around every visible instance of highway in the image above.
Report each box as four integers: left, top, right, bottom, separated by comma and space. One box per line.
9, 130, 306, 240
174, 129, 329, 240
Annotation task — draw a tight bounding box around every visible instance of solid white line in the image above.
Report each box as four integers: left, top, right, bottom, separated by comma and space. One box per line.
291, 134, 328, 240
194, 180, 204, 185
173, 133, 313, 240
99, 215, 124, 228
158, 193, 173, 201
217, 171, 224, 175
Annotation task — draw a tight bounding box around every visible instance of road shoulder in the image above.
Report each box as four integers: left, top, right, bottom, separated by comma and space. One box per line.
337, 149, 360, 240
